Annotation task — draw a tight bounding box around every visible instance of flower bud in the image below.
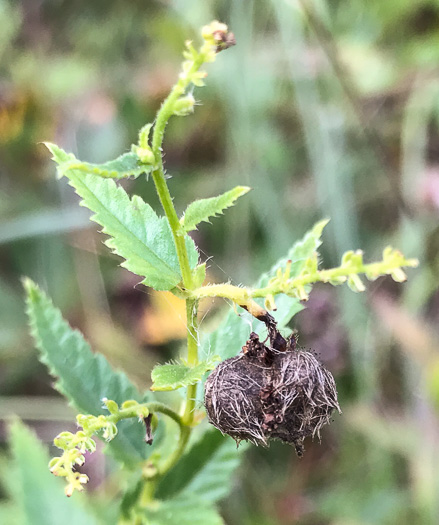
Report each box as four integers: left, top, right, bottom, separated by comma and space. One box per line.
102, 422, 118, 441
102, 398, 119, 415
121, 399, 139, 410
173, 94, 196, 116
347, 274, 366, 292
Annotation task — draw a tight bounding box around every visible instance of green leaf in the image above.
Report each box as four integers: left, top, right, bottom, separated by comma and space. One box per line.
24, 279, 153, 467
180, 186, 251, 232
151, 357, 219, 391
45, 141, 151, 179
46, 143, 199, 291
156, 428, 244, 503
201, 220, 329, 361
257, 218, 329, 286
141, 495, 223, 525
0, 504, 22, 525
9, 419, 98, 525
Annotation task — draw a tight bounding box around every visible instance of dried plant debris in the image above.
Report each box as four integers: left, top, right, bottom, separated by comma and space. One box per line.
204, 315, 341, 456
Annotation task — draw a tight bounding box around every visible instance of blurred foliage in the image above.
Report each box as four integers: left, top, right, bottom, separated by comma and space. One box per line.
1, 0, 439, 523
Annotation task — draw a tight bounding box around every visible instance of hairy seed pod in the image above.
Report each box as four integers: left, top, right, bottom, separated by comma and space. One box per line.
204, 331, 340, 456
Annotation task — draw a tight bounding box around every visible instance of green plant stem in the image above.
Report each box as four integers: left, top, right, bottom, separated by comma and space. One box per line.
149, 54, 206, 291
158, 425, 191, 476
138, 424, 191, 511
144, 402, 184, 427
183, 298, 199, 426
97, 402, 183, 427
140, 402, 189, 476
149, 165, 193, 289
145, 53, 208, 489
138, 403, 190, 509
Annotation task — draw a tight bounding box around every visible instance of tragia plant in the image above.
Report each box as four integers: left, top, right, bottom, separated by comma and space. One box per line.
20, 21, 417, 523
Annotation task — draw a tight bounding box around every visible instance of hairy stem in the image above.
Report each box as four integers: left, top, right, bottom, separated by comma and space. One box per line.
150, 55, 206, 291
183, 298, 199, 425
192, 254, 419, 307
145, 402, 184, 427
145, 48, 208, 492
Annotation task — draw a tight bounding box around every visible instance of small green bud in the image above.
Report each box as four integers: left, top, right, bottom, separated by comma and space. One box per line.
135, 146, 155, 165
102, 422, 118, 441
102, 398, 119, 415
54, 432, 74, 450
121, 400, 139, 410
342, 250, 363, 268
365, 269, 380, 281
48, 457, 61, 472
391, 268, 407, 282
84, 437, 97, 452
132, 123, 155, 165
52, 466, 68, 477
76, 414, 87, 425
173, 94, 196, 116
74, 454, 85, 466
191, 71, 207, 87
347, 274, 366, 293
183, 41, 198, 61
65, 473, 89, 497
136, 405, 150, 419
76, 414, 96, 433
296, 285, 309, 302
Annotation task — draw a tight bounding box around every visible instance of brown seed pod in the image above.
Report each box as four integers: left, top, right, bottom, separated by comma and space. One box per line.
204, 327, 340, 456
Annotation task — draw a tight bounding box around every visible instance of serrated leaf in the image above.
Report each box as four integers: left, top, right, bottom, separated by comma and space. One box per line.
24, 279, 153, 467
46, 143, 199, 291
201, 220, 329, 361
156, 428, 245, 503
9, 420, 98, 525
180, 186, 251, 232
151, 357, 219, 391
257, 219, 329, 287
141, 495, 223, 525
45, 141, 151, 179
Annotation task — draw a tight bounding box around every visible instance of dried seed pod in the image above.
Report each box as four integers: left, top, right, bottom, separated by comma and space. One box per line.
204, 329, 340, 456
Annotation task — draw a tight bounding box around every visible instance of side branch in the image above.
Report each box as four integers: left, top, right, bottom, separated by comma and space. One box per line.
192, 248, 419, 308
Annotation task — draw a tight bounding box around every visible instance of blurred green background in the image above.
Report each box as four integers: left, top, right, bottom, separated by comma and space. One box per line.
1, 0, 439, 523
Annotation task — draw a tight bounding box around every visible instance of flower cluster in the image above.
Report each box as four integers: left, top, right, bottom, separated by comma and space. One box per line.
266, 246, 418, 303
49, 399, 149, 496
193, 246, 418, 312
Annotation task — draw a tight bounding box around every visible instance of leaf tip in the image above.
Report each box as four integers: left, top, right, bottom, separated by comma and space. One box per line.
43, 142, 74, 167
317, 218, 330, 231
238, 185, 251, 195
22, 276, 39, 303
